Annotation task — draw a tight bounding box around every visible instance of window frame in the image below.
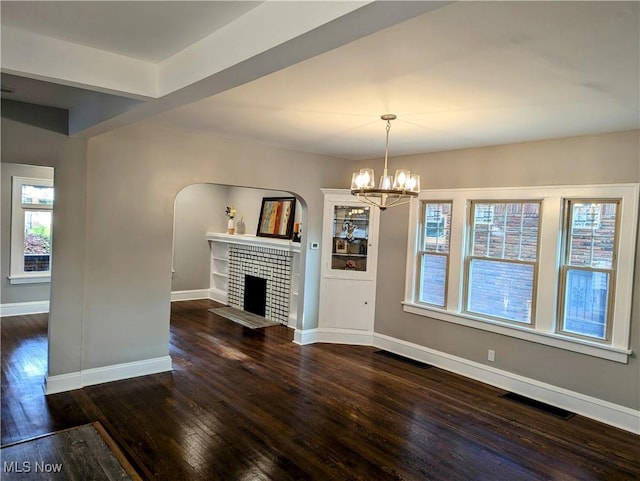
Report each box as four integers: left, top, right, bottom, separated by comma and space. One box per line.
403, 184, 639, 363
415, 201, 453, 308
557, 198, 621, 342
463, 200, 542, 326
9, 176, 54, 284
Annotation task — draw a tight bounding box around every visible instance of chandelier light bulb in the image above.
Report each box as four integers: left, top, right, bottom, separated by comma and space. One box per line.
380, 174, 393, 190
393, 169, 410, 189
352, 168, 376, 189
409, 174, 421, 193
360, 168, 375, 188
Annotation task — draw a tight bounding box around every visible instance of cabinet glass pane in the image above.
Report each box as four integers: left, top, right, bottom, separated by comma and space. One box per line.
331, 205, 370, 272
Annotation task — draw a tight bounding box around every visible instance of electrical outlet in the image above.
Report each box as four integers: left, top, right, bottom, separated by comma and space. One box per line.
488, 349, 495, 362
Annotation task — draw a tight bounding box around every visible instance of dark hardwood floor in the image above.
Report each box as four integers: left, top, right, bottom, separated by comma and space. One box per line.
2, 299, 639, 480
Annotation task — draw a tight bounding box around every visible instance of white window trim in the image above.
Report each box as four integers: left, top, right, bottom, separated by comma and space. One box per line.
417, 201, 452, 307
403, 183, 639, 364
9, 176, 53, 284
8, 274, 52, 285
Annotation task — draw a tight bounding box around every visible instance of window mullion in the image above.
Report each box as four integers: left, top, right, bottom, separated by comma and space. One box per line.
501, 205, 507, 258
446, 198, 465, 312
531, 197, 558, 332
518, 206, 524, 259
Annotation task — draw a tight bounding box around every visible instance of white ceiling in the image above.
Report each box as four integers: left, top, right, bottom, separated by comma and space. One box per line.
1, 1, 263, 62
1, 1, 638, 160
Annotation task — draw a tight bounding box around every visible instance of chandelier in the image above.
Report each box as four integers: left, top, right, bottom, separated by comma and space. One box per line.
350, 114, 420, 210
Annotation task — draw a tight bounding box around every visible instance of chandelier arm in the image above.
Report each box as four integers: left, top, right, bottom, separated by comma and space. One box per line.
384, 196, 414, 208
352, 189, 416, 210
355, 193, 386, 210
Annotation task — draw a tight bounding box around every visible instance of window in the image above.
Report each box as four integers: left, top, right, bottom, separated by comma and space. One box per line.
416, 202, 452, 307
403, 184, 638, 363
559, 200, 620, 341
466, 201, 541, 324
10, 177, 54, 284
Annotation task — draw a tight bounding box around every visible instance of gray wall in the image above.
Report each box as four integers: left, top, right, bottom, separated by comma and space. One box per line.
226, 186, 302, 236
1, 115, 87, 377
1, 162, 54, 304
1, 116, 348, 377
172, 183, 229, 292
81, 123, 347, 370
364, 130, 640, 410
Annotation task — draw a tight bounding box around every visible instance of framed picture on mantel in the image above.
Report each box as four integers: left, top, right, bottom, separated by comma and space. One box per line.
257, 197, 296, 239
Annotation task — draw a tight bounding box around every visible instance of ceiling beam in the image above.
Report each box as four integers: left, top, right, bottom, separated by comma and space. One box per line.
2, 1, 451, 138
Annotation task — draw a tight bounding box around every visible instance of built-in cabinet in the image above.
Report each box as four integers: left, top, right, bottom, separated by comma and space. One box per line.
207, 233, 301, 326
318, 189, 380, 332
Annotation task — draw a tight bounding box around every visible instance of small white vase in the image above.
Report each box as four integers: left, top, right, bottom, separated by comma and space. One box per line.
227, 218, 235, 235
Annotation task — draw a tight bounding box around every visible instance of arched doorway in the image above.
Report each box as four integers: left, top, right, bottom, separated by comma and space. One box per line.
172, 183, 306, 329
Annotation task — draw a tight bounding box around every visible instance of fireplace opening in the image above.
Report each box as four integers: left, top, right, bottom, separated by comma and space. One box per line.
244, 275, 267, 317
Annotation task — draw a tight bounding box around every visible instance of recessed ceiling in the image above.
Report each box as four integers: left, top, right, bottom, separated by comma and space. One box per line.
0, 1, 263, 62
1, 1, 638, 160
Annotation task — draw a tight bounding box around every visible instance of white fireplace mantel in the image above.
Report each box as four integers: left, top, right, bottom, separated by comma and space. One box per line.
206, 232, 301, 253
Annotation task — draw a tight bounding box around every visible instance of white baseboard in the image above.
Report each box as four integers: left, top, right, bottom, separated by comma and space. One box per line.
44, 356, 172, 395
171, 289, 211, 302
294, 327, 639, 434
293, 328, 318, 345
372, 333, 640, 435
208, 288, 227, 304
43, 371, 81, 394
0, 300, 50, 317
294, 327, 373, 346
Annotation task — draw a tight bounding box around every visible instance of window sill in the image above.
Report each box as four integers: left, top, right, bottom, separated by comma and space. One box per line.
8, 275, 51, 285
402, 301, 631, 363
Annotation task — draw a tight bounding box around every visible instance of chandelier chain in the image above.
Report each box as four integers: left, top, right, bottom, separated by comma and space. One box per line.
384, 120, 391, 172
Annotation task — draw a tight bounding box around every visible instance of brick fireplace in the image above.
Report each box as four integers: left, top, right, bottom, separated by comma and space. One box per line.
227, 244, 293, 325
